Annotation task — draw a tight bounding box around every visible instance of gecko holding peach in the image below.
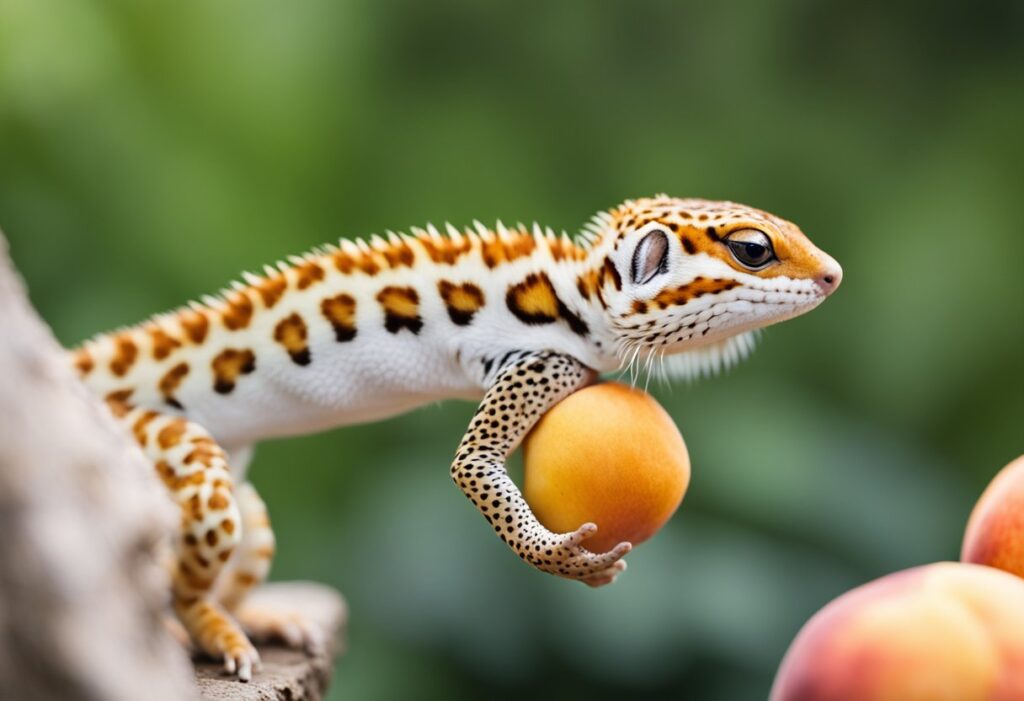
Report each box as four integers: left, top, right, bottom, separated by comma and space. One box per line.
69, 195, 841, 679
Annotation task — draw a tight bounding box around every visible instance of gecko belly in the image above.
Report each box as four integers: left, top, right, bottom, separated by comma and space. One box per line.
179, 331, 484, 448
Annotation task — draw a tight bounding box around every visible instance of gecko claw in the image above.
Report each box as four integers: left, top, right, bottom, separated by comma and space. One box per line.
546, 525, 632, 586
224, 647, 260, 682
610, 541, 632, 559
581, 558, 628, 588
569, 522, 598, 546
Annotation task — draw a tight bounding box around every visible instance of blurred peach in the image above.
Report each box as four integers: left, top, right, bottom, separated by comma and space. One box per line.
771, 562, 1024, 701
523, 382, 689, 553
962, 455, 1024, 578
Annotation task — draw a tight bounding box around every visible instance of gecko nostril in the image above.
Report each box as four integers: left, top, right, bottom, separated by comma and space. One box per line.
815, 266, 842, 294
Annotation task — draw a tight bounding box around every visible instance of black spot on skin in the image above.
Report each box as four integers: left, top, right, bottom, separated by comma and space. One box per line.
556, 300, 589, 336
438, 281, 485, 326
290, 348, 312, 366
165, 397, 184, 410
706, 226, 721, 242
333, 326, 357, 342
681, 236, 697, 254
505, 276, 559, 326
384, 313, 423, 334
378, 287, 423, 335
506, 303, 557, 324
320, 293, 358, 342
506, 274, 590, 336
447, 308, 475, 326
603, 257, 622, 291
211, 348, 255, 395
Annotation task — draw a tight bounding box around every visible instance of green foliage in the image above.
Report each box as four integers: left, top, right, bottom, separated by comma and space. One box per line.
1, 1, 1021, 698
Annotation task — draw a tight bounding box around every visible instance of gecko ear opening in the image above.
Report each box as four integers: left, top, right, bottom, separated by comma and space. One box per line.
631, 229, 670, 286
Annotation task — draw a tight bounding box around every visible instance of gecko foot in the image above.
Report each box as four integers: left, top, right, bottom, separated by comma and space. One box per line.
545, 523, 632, 587
177, 600, 261, 681
235, 603, 326, 652
580, 559, 628, 587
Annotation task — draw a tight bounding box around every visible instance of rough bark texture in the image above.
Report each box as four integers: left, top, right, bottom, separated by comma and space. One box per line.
0, 233, 197, 700
0, 235, 347, 700
194, 583, 346, 701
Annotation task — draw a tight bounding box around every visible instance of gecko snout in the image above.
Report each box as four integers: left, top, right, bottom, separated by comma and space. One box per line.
814, 257, 843, 295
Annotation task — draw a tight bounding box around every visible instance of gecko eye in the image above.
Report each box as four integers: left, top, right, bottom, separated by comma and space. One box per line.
725, 229, 776, 270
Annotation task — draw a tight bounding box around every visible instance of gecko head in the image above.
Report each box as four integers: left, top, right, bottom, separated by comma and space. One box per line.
598, 196, 842, 362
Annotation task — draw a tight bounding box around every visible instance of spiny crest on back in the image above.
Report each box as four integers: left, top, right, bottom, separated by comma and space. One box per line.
79, 215, 597, 350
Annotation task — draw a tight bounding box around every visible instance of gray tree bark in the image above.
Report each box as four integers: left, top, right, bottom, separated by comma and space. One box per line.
0, 233, 196, 700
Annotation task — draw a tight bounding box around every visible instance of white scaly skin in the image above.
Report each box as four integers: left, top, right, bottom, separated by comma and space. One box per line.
70, 195, 841, 679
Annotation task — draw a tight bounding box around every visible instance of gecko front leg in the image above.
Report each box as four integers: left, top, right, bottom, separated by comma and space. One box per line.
452, 350, 631, 587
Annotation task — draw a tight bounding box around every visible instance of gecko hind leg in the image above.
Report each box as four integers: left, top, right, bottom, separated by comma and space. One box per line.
123, 407, 260, 681
216, 483, 325, 650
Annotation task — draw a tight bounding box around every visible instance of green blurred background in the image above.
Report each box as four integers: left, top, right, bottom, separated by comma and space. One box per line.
2, 0, 1022, 698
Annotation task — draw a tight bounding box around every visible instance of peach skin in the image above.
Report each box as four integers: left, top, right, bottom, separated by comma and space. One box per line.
523, 382, 689, 554
962, 455, 1024, 578
770, 562, 1024, 701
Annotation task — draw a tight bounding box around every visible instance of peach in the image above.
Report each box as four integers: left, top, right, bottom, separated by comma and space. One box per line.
770, 562, 1024, 701
522, 382, 689, 553
962, 455, 1024, 578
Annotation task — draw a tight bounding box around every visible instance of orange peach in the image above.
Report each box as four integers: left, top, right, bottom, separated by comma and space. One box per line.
522, 382, 689, 553
962, 455, 1024, 578
771, 562, 1024, 701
